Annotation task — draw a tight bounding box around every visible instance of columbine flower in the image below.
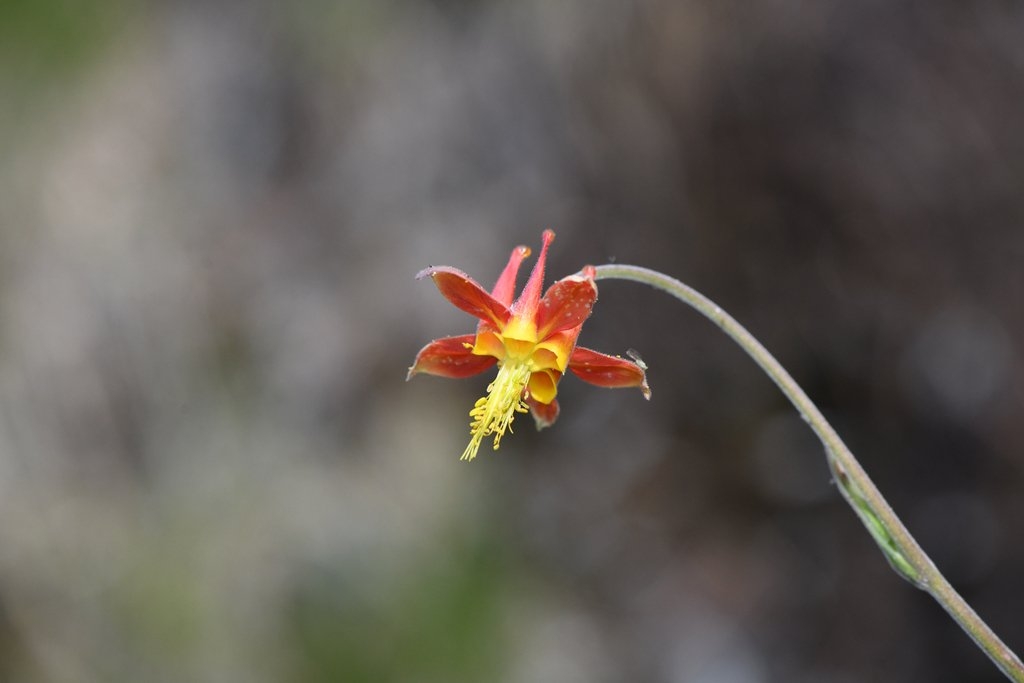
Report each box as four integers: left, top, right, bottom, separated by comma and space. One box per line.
408, 229, 650, 461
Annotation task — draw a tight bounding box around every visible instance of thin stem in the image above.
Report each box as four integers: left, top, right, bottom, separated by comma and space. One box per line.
594, 263, 1024, 682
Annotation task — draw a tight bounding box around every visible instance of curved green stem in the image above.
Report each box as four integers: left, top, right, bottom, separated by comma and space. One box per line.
594, 263, 1024, 682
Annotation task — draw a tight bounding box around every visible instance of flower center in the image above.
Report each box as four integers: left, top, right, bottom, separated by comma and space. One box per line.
462, 358, 531, 461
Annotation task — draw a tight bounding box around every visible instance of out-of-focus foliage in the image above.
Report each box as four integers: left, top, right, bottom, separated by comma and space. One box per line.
0, 0, 130, 78
287, 528, 508, 683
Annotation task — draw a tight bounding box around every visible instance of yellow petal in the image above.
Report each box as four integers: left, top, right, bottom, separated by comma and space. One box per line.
527, 369, 560, 405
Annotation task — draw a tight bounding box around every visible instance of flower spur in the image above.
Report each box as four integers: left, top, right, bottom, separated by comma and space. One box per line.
408, 230, 650, 461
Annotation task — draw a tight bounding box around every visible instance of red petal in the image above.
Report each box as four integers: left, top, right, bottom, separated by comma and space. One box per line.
407, 335, 497, 380
535, 273, 598, 338
527, 396, 560, 430
511, 229, 555, 320
568, 346, 651, 399
417, 266, 511, 328
491, 245, 532, 307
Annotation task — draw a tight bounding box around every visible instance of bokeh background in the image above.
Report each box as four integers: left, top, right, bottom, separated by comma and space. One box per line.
1, 1, 1022, 681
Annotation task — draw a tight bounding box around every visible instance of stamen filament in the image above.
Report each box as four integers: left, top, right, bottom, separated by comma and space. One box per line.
462, 360, 531, 461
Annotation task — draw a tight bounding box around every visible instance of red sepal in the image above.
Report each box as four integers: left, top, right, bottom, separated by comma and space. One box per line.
536, 274, 598, 339
568, 346, 651, 399
417, 266, 511, 328
407, 335, 497, 380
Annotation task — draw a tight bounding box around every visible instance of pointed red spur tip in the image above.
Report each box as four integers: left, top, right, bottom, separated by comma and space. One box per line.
513, 230, 556, 317
491, 245, 533, 307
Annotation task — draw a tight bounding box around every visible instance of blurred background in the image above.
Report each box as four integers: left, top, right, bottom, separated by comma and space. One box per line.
1, 1, 1022, 681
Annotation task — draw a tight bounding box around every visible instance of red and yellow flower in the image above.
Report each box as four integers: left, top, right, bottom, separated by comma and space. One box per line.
408, 230, 650, 461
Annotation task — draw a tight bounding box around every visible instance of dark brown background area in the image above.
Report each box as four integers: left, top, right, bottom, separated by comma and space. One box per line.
0, 1, 1021, 681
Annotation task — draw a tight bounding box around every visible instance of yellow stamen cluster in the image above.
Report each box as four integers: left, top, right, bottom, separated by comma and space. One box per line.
462, 359, 532, 461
